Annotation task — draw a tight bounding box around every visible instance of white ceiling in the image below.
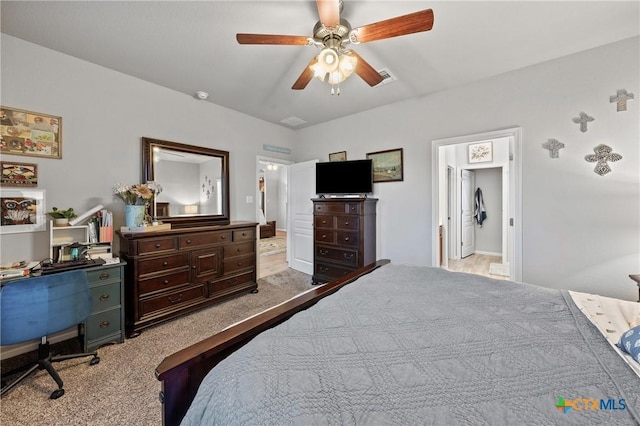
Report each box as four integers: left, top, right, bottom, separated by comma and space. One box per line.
1, 1, 638, 130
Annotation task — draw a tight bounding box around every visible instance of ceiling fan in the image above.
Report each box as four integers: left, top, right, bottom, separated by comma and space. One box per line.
236, 0, 434, 94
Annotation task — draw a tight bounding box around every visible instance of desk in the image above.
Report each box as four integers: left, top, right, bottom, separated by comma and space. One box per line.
1, 261, 125, 355
630, 274, 640, 302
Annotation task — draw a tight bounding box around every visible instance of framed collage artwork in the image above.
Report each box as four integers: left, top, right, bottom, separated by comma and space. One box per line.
1, 106, 62, 159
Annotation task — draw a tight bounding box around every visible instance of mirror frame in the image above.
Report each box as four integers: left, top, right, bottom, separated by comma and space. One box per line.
142, 137, 230, 228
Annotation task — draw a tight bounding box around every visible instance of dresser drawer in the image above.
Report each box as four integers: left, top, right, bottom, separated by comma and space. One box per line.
315, 245, 359, 267
207, 271, 254, 296
335, 216, 359, 231
314, 215, 335, 229
336, 231, 359, 247
140, 285, 206, 317
139, 270, 190, 296
87, 266, 121, 285
90, 282, 121, 311
313, 202, 344, 214
86, 308, 121, 341
314, 262, 355, 280
179, 231, 232, 249
233, 228, 255, 242
224, 241, 255, 258
223, 254, 255, 274
138, 253, 189, 276
138, 237, 178, 255
315, 229, 336, 244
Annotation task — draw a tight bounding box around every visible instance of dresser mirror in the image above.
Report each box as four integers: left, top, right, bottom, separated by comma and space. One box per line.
142, 137, 230, 227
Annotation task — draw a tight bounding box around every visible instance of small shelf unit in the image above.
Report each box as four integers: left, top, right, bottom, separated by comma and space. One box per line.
49, 221, 113, 262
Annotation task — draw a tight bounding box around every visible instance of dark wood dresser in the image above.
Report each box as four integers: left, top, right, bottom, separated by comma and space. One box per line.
312, 198, 377, 284
117, 222, 257, 337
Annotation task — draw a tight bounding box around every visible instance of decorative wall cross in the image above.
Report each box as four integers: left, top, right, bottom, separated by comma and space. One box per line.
572, 112, 594, 132
585, 144, 622, 176
542, 138, 565, 158
609, 89, 634, 112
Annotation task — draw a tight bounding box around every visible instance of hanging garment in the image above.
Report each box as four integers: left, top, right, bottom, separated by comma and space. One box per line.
474, 188, 487, 227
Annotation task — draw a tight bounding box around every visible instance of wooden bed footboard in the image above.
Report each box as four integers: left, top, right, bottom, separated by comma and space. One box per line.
155, 259, 391, 426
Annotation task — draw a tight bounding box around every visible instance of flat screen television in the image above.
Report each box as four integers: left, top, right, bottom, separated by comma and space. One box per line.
315, 159, 373, 195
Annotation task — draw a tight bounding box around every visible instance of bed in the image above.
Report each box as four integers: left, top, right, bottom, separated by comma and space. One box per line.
156, 260, 640, 425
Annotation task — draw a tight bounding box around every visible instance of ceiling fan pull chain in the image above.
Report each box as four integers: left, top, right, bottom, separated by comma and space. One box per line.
331, 84, 341, 96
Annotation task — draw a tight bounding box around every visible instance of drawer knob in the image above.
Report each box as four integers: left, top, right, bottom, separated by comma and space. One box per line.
237, 248, 243, 252
162, 261, 168, 266
319, 266, 329, 273
221, 235, 226, 239
163, 280, 169, 285
99, 293, 110, 301
322, 220, 327, 224
228, 278, 238, 285
237, 262, 243, 266
99, 272, 110, 280
322, 234, 327, 239
350, 207, 356, 211
186, 239, 191, 244
99, 321, 110, 329
241, 232, 246, 236
168, 294, 183, 303
192, 265, 197, 269
344, 237, 350, 241
319, 249, 329, 255
343, 253, 354, 259
344, 221, 349, 226
155, 243, 161, 248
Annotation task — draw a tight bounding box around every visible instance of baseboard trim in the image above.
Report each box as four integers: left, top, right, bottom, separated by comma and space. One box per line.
475, 250, 502, 257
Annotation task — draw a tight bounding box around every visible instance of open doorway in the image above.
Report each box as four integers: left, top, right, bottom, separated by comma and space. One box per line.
256, 156, 291, 278
432, 128, 522, 282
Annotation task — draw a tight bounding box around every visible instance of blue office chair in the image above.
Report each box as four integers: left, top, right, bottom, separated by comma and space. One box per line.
1, 270, 100, 399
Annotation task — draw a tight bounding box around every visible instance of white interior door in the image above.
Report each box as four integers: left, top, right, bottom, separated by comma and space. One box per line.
461, 169, 475, 258
287, 159, 318, 274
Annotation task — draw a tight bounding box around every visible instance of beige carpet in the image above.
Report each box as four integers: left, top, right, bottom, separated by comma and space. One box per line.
259, 235, 286, 256
0, 268, 312, 425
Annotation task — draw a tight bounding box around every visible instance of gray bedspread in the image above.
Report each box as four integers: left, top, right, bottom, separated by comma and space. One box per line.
182, 264, 640, 425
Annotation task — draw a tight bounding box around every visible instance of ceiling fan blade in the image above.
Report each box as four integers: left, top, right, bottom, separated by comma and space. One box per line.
292, 57, 319, 90
352, 51, 383, 87
352, 9, 434, 43
236, 34, 310, 45
316, 0, 340, 28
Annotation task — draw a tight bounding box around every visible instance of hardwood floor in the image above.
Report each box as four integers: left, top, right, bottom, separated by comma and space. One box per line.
446, 254, 509, 280
258, 236, 508, 281
258, 230, 288, 278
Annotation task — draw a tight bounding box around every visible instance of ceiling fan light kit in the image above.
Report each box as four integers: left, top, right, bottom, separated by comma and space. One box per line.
236, 0, 434, 94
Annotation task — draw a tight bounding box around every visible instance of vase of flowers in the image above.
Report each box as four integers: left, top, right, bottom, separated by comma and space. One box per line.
113, 183, 155, 227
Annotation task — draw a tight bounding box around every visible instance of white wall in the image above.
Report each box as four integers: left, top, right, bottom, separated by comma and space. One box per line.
293, 37, 640, 301
474, 167, 502, 255
0, 35, 295, 262
2, 34, 638, 301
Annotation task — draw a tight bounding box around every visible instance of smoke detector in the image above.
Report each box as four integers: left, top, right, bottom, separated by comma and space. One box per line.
194, 91, 209, 100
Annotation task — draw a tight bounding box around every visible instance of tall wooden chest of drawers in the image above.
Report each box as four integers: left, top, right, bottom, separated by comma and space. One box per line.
312, 198, 377, 284
117, 222, 257, 337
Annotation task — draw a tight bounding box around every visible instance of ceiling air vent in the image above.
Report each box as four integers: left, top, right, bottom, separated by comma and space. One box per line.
376, 68, 397, 86
280, 116, 307, 127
